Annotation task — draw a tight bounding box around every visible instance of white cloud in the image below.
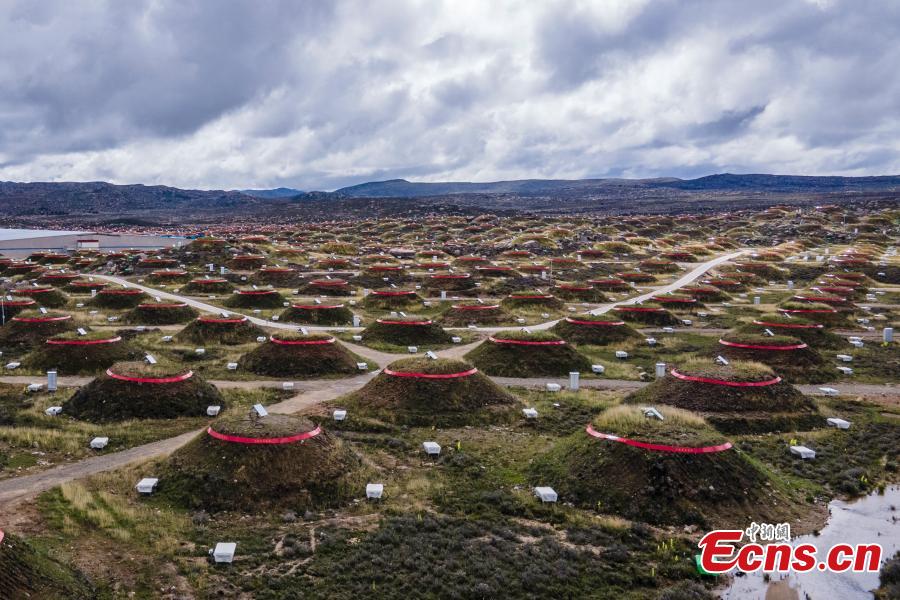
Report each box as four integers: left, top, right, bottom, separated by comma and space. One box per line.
0, 0, 898, 190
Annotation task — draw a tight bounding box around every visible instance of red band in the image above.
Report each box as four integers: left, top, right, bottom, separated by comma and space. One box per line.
669, 369, 782, 387
370, 290, 416, 296
614, 307, 664, 312
564, 318, 625, 326
190, 279, 228, 284
376, 319, 433, 325
311, 280, 349, 286
41, 274, 79, 279
508, 295, 552, 299
752, 320, 823, 329
718, 339, 808, 350
13, 288, 54, 294
12, 315, 72, 323
778, 308, 836, 314
236, 290, 278, 295
100, 289, 143, 295
47, 336, 122, 345
207, 425, 322, 445
489, 336, 566, 346
793, 295, 846, 303
291, 304, 344, 310
106, 369, 193, 383
269, 336, 336, 345
652, 296, 696, 303
1, 300, 36, 306
586, 424, 733, 454
383, 367, 478, 379
430, 274, 470, 279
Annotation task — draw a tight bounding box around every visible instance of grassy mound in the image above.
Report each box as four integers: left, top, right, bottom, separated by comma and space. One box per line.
550, 314, 642, 344
182, 278, 234, 294
303, 279, 353, 296
175, 316, 265, 345
500, 293, 565, 310
65, 280, 108, 294
341, 357, 518, 426
552, 284, 608, 302
716, 333, 831, 383
223, 289, 287, 309
464, 330, 591, 377
612, 303, 680, 326
11, 288, 69, 308
361, 289, 422, 310
737, 313, 844, 348
440, 303, 510, 326
239, 333, 360, 377
589, 278, 631, 292
0, 311, 76, 351
361, 316, 452, 345
529, 406, 785, 527
0, 531, 95, 599
651, 294, 703, 311
124, 303, 199, 325
63, 361, 223, 422
777, 301, 850, 326
681, 285, 730, 302
90, 288, 147, 309
624, 359, 821, 434
423, 273, 477, 293
24, 331, 139, 374
280, 303, 354, 325
37, 273, 82, 287
252, 268, 301, 286
162, 414, 365, 512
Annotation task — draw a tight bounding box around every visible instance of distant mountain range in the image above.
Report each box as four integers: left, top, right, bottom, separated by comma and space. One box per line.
0, 173, 897, 226
335, 174, 900, 197
238, 187, 304, 198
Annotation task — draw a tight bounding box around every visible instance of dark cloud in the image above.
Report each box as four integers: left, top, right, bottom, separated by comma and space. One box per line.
0, 0, 898, 189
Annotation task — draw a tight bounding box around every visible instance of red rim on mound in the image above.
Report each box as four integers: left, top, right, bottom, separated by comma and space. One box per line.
564, 318, 625, 326
269, 336, 336, 345
669, 369, 782, 387
488, 336, 566, 346
12, 315, 72, 323
47, 336, 122, 345
207, 425, 322, 445
614, 306, 664, 313
236, 290, 278, 295
311, 280, 349, 287
718, 339, 808, 350
291, 303, 345, 310
508, 294, 553, 299
106, 369, 194, 383
383, 367, 478, 379
100, 289, 143, 295
370, 290, 416, 296
190, 278, 229, 284
430, 273, 471, 279
778, 308, 836, 315
585, 424, 733, 454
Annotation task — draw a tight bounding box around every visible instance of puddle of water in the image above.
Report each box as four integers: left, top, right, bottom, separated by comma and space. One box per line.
721, 486, 899, 600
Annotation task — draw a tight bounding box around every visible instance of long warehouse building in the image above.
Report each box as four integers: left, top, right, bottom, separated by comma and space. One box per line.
0, 229, 185, 258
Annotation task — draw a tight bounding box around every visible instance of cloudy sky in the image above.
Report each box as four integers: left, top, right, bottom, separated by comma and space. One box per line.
1, 0, 899, 191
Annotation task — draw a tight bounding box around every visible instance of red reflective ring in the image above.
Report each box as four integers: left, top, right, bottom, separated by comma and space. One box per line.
207, 425, 322, 445
488, 336, 566, 346
370, 290, 416, 296
718, 339, 808, 350
383, 367, 478, 379
651, 296, 696, 303
47, 336, 122, 345
100, 289, 143, 295
508, 294, 553, 299
12, 315, 72, 323
586, 424, 733, 454
1, 300, 37, 306
311, 280, 349, 286
291, 304, 345, 310
376, 319, 433, 325
106, 369, 193, 383
269, 336, 336, 345
12, 288, 54, 294
669, 369, 782, 387
564, 318, 625, 326
236, 290, 278, 295
190, 279, 229, 284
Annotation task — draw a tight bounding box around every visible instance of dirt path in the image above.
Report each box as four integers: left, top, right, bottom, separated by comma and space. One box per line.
0, 374, 374, 513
